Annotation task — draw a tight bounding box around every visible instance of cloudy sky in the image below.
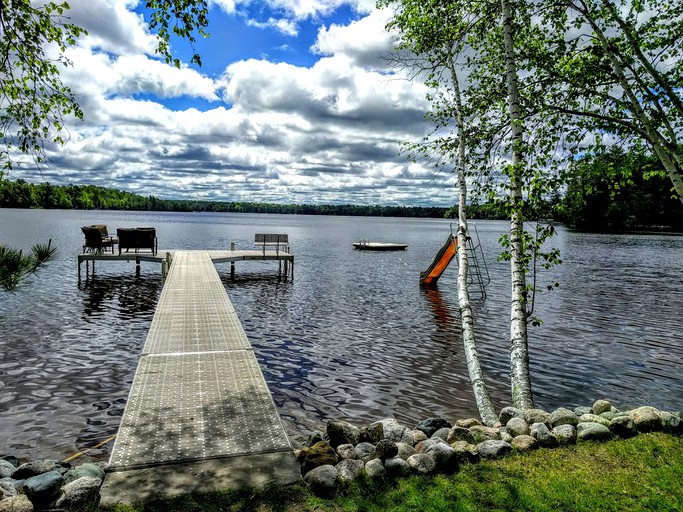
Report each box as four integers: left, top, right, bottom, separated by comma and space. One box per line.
13, 0, 458, 206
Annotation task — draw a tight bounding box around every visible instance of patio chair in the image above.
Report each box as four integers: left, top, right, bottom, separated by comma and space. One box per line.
82, 226, 115, 253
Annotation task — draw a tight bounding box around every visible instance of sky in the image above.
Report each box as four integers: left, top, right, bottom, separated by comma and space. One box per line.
11, 0, 459, 207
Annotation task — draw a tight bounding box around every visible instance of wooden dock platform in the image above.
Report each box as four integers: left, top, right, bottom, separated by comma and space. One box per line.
100, 251, 300, 504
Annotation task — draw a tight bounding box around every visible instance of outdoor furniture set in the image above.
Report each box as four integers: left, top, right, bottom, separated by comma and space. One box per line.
81, 225, 158, 255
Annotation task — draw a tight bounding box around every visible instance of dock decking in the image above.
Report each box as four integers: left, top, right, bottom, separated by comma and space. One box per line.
100, 251, 300, 504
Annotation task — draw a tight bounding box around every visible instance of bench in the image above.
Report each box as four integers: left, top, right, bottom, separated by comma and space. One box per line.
254, 234, 289, 255
117, 227, 158, 255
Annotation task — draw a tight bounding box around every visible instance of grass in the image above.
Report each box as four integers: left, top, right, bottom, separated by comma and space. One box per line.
98, 433, 683, 512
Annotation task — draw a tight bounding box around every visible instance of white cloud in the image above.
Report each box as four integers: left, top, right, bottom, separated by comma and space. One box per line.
246, 17, 299, 36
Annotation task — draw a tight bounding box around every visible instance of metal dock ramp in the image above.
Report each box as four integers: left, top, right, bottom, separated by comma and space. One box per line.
100, 251, 300, 504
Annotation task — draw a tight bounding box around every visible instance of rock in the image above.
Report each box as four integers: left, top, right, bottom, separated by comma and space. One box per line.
500, 430, 513, 443
415, 438, 448, 453
301, 441, 337, 474
327, 420, 360, 448
447, 426, 476, 445
451, 441, 480, 464
55, 476, 101, 509
577, 422, 613, 442
506, 417, 530, 437
499, 406, 523, 425
0, 495, 33, 512
592, 399, 612, 415
600, 411, 617, 421
523, 409, 551, 427
359, 423, 384, 444
372, 419, 413, 444
511, 435, 538, 452
431, 427, 451, 441
660, 411, 681, 433
407, 453, 436, 475
552, 424, 577, 445
0, 480, 18, 498
304, 430, 327, 447
375, 439, 398, 461
365, 459, 386, 479
609, 416, 637, 438
424, 443, 459, 474
415, 418, 452, 438
63, 462, 106, 485
384, 456, 411, 478
469, 425, 500, 443
0, 460, 16, 479
549, 407, 578, 428
411, 429, 428, 445
354, 442, 377, 463
12, 460, 68, 480
579, 414, 611, 427
530, 422, 559, 448
304, 465, 338, 498
629, 406, 662, 432
336, 444, 357, 461
574, 406, 592, 417
455, 418, 481, 428
478, 440, 513, 460
335, 459, 364, 484
294, 449, 306, 464
24, 470, 64, 509
2, 457, 19, 469
396, 442, 417, 461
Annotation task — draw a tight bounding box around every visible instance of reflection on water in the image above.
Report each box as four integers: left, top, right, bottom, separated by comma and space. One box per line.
0, 209, 682, 461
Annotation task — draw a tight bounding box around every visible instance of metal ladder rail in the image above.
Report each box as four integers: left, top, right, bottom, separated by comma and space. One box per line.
462, 223, 490, 300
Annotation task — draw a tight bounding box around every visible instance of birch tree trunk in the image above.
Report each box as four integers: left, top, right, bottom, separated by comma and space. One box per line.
449, 60, 498, 426
501, 0, 534, 410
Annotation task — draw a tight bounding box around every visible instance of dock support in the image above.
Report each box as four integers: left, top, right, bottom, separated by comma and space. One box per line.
230, 242, 235, 279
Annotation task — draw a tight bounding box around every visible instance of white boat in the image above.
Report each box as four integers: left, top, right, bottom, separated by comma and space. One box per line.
353, 241, 408, 251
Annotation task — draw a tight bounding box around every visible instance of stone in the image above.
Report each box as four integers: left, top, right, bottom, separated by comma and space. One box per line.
511, 435, 538, 452
359, 423, 384, 444
574, 406, 592, 417
415, 418, 452, 438
396, 442, 417, 461
12, 460, 68, 480
0, 480, 18, 498
629, 406, 662, 432
499, 406, 523, 425
549, 407, 578, 428
407, 453, 436, 475
451, 441, 480, 464
455, 418, 481, 428
354, 442, 377, 463
55, 476, 101, 509
2, 457, 19, 469
477, 440, 513, 460
304, 430, 327, 448
600, 411, 617, 421
336, 444, 357, 461
506, 417, 530, 437
62, 463, 106, 485
660, 411, 681, 433
411, 429, 428, 445
372, 419, 413, 444
375, 439, 398, 461
0, 495, 33, 512
424, 443, 459, 474
24, 470, 64, 509
609, 416, 637, 438
415, 438, 448, 453
447, 426, 476, 445
579, 414, 611, 427
530, 422, 559, 448
365, 459, 386, 479
0, 460, 16, 479
523, 409, 551, 427
592, 399, 612, 415
431, 427, 451, 441
335, 459, 364, 484
304, 465, 338, 498
577, 422, 613, 442
469, 425, 501, 443
327, 420, 360, 448
552, 424, 577, 445
500, 430, 513, 444
384, 456, 411, 478
301, 441, 337, 474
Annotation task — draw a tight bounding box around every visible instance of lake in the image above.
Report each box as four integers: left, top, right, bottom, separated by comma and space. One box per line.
0, 209, 682, 462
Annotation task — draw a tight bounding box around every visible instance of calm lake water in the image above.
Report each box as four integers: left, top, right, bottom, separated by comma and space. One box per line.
1, 209, 682, 462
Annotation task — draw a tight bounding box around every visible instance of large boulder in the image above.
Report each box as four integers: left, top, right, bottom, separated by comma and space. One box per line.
304, 430, 327, 447
511, 435, 538, 452
335, 459, 365, 484
0, 495, 33, 512
55, 476, 102, 509
609, 416, 637, 438
301, 441, 338, 474
355, 442, 377, 462
0, 460, 16, 479
549, 408, 578, 428
577, 422, 613, 442
499, 407, 523, 425
469, 425, 500, 444
530, 422, 559, 448
336, 444, 357, 461
407, 453, 436, 475
552, 424, 577, 445
304, 465, 338, 498
416, 438, 448, 453
592, 399, 613, 415
372, 419, 413, 444
365, 459, 386, 479
456, 418, 481, 428
451, 441, 480, 464
396, 442, 417, 461
447, 426, 476, 445
629, 406, 662, 432
477, 440, 513, 460
327, 420, 360, 448
506, 417, 530, 438
384, 456, 411, 478
579, 414, 611, 427
523, 409, 551, 427
659, 411, 681, 433
63, 462, 105, 485
424, 443, 459, 474
375, 439, 398, 461
24, 470, 64, 509
359, 423, 384, 444
12, 460, 69, 480
412, 429, 428, 445
415, 418, 452, 438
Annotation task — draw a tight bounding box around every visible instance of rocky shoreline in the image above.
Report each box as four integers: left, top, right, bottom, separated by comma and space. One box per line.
1, 400, 680, 508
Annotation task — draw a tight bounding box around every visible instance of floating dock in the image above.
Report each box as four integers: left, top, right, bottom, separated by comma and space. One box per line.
99, 250, 300, 504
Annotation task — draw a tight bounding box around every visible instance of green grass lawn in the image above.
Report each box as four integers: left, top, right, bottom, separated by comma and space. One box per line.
99, 433, 683, 512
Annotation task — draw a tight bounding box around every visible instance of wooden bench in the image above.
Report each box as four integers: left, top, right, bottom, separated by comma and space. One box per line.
254, 234, 289, 255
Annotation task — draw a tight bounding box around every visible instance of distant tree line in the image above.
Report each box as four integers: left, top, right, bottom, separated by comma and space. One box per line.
0, 179, 448, 218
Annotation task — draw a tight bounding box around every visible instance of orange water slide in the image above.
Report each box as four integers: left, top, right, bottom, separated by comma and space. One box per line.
420, 234, 458, 285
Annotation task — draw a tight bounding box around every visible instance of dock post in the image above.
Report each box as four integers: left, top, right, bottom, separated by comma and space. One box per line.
161, 260, 168, 278
230, 242, 235, 279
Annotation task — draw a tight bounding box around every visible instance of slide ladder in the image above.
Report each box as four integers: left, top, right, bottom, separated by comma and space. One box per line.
420, 234, 458, 285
